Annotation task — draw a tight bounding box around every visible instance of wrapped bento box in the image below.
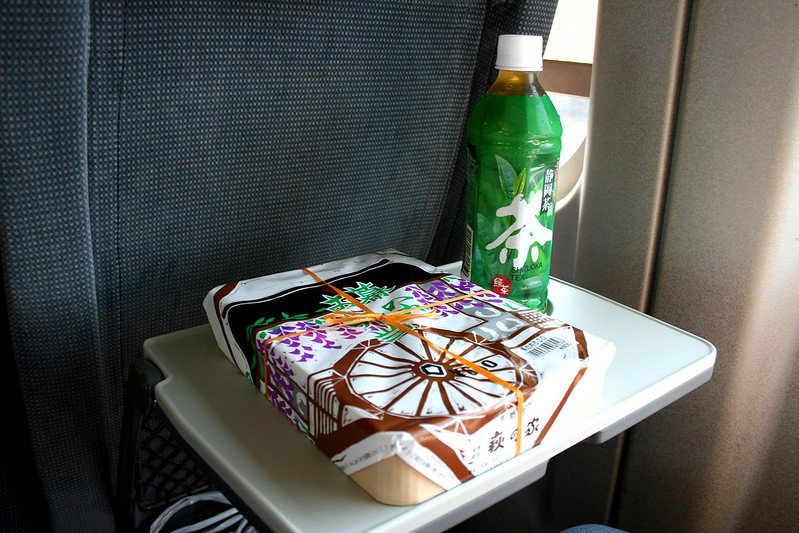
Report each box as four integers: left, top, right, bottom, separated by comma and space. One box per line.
204, 251, 614, 505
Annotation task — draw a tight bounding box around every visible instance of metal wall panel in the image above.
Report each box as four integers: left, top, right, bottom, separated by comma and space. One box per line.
572, 0, 690, 310
545, 1, 692, 528
615, 1, 799, 531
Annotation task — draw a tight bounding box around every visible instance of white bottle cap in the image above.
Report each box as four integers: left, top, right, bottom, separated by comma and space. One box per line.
495, 34, 543, 71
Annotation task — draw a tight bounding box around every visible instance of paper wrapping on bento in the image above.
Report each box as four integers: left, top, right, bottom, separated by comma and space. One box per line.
204, 251, 614, 500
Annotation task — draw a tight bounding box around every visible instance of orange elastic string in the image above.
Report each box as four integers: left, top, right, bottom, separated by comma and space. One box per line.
261, 268, 525, 456
323, 309, 439, 327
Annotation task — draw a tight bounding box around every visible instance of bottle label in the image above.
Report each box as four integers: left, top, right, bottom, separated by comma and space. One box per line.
464, 148, 558, 311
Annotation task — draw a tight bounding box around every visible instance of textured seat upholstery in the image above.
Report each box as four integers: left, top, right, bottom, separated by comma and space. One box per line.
0, 1, 556, 529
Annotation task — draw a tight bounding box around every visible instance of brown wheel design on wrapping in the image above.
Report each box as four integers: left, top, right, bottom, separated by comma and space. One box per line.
334, 328, 538, 419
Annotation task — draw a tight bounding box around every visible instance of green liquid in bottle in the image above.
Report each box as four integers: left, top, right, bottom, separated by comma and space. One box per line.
462, 69, 563, 312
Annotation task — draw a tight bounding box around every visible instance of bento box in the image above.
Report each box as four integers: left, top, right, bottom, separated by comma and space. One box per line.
204, 251, 614, 505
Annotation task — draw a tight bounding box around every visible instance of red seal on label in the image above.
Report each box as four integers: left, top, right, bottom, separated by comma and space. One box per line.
491, 274, 512, 297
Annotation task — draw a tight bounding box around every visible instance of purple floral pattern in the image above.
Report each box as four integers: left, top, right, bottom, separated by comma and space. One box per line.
334, 324, 366, 339
267, 389, 302, 431
270, 369, 295, 402
396, 284, 460, 318
257, 319, 342, 364
268, 388, 292, 416
443, 275, 505, 305
426, 279, 484, 312
267, 350, 294, 378
402, 284, 436, 305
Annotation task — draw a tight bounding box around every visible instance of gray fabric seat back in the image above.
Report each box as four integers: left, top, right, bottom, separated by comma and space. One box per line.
0, 1, 556, 529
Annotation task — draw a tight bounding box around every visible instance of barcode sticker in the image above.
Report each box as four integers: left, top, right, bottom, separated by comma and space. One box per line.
518, 334, 573, 361
462, 224, 474, 279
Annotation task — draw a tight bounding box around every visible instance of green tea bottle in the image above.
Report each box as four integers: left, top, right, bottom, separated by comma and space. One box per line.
462, 34, 563, 312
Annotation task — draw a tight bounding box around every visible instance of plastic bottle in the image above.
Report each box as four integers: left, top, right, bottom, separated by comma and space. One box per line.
461, 34, 563, 312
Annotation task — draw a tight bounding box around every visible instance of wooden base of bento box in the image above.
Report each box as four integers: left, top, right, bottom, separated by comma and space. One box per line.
351, 455, 446, 506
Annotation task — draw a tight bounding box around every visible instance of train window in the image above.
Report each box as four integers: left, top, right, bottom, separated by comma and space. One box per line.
540, 0, 597, 209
